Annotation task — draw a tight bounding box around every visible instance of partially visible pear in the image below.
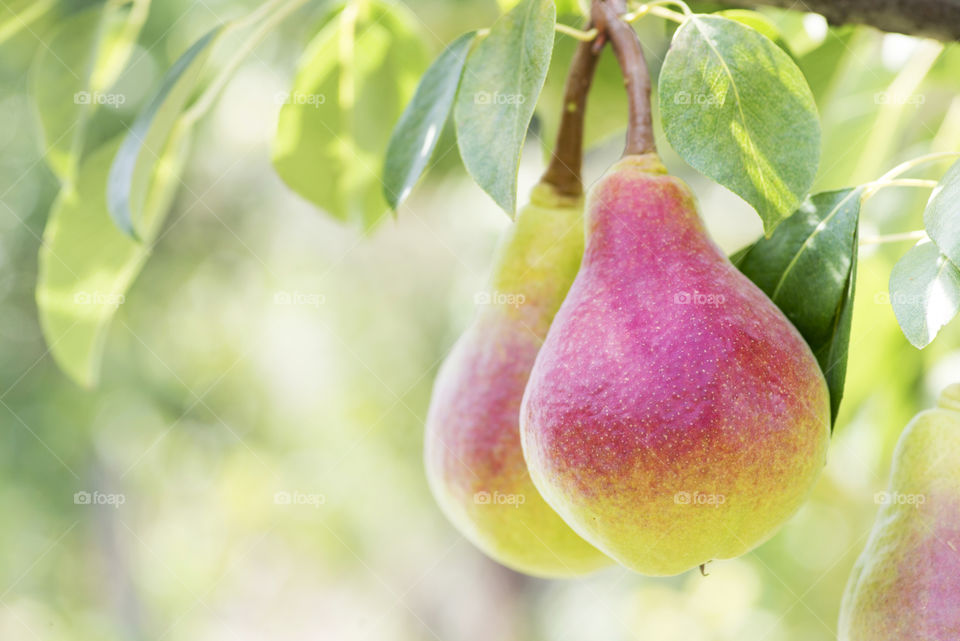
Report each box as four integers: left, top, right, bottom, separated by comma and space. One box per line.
520, 153, 831, 576
838, 384, 960, 640
424, 182, 610, 577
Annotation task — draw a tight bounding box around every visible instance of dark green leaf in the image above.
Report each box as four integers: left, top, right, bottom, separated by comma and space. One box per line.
454, 0, 555, 215
889, 241, 960, 349
817, 224, 857, 425
923, 158, 960, 267
659, 14, 820, 234
728, 243, 752, 268
107, 25, 222, 237
736, 188, 861, 425
383, 31, 475, 210
273, 0, 428, 229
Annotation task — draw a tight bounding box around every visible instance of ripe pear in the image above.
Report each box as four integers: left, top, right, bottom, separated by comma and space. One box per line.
520, 153, 831, 576
838, 384, 960, 640
424, 182, 610, 577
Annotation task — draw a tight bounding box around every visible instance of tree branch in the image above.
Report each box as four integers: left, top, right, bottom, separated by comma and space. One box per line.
593, 0, 656, 156
734, 0, 960, 41
540, 34, 602, 197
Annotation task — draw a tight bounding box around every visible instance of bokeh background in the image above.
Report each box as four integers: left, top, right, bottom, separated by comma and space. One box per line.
1, 0, 959, 639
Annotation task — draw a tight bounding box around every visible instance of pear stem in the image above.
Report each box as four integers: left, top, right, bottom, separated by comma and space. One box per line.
540, 29, 602, 197
593, 0, 656, 156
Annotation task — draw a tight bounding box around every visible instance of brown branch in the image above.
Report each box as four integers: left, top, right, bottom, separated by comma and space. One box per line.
593, 0, 655, 156
539, 32, 602, 197
733, 0, 960, 41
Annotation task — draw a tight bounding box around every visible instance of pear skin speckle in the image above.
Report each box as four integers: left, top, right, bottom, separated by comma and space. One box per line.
838, 386, 960, 640
520, 154, 831, 576
424, 184, 610, 578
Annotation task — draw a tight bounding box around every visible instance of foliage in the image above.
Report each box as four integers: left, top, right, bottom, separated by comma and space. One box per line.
659, 14, 820, 234
1, 0, 960, 638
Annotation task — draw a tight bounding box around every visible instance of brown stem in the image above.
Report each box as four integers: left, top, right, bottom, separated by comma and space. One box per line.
539, 32, 602, 197
593, 0, 655, 156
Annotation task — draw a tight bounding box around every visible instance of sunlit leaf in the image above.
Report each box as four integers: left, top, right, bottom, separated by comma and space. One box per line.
29, 7, 101, 181
107, 25, 222, 237
0, 0, 58, 48
499, 0, 583, 14
29, 2, 150, 183
735, 188, 861, 424
796, 25, 855, 107
454, 0, 555, 215
889, 241, 960, 349
273, 0, 428, 229
715, 9, 789, 52
383, 31, 475, 210
37, 133, 190, 387
89, 0, 151, 94
659, 14, 820, 234
923, 158, 960, 268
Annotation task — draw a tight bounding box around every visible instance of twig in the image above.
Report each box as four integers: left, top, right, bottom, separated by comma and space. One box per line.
593, 0, 656, 156
539, 32, 602, 197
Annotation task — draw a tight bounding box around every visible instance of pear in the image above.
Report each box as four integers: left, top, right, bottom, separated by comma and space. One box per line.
838, 384, 960, 640
424, 182, 610, 577
520, 154, 831, 576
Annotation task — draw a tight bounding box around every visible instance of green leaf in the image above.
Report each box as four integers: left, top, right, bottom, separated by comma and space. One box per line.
37, 133, 190, 388
0, 0, 58, 48
383, 31, 475, 210
659, 14, 820, 234
499, 0, 584, 14
89, 0, 151, 94
889, 241, 960, 349
796, 26, 855, 107
454, 0, 555, 215
735, 188, 861, 424
107, 25, 222, 237
728, 243, 751, 268
273, 0, 428, 229
923, 158, 960, 267
29, 7, 100, 181
29, 2, 150, 183
714, 9, 789, 52
819, 226, 857, 425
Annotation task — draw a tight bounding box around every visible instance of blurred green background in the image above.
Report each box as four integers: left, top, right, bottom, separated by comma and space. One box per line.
1, 0, 959, 639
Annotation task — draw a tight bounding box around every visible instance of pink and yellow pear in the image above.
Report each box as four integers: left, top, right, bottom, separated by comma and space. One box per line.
424, 182, 610, 577
838, 384, 960, 640
520, 153, 831, 576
